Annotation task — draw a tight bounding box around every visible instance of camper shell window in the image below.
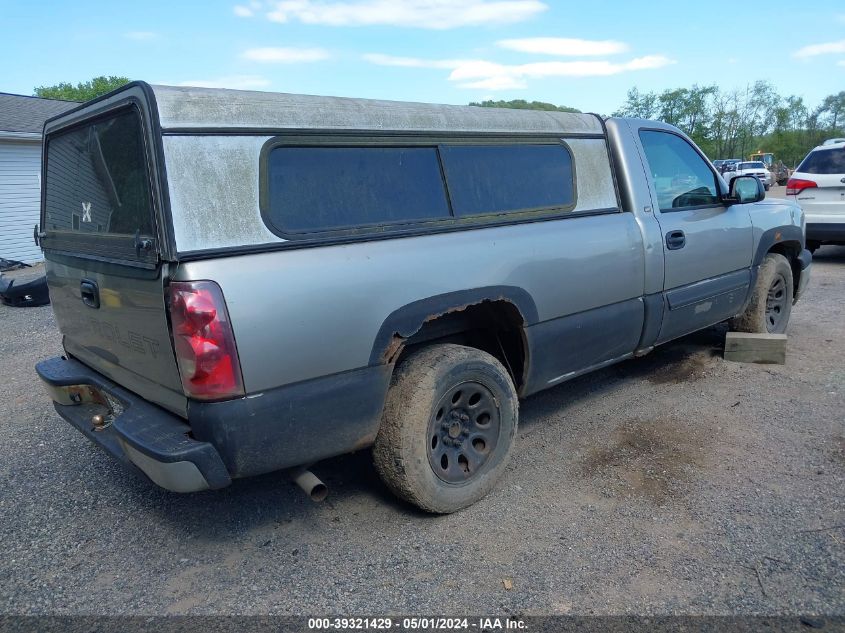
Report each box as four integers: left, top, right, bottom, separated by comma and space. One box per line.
42, 105, 157, 263
262, 140, 577, 238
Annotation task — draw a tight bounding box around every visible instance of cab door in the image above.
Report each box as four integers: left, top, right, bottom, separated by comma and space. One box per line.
635, 126, 753, 343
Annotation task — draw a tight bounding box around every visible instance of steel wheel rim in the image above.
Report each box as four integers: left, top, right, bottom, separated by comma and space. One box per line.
427, 381, 501, 484
765, 274, 788, 332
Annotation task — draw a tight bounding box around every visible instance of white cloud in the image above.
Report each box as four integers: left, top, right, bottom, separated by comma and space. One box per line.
363, 50, 674, 91
263, 0, 547, 29
460, 76, 527, 90
242, 47, 331, 62
234, 5, 254, 16
179, 75, 271, 89
448, 60, 510, 80
362, 53, 469, 69
497, 37, 628, 56
794, 39, 845, 58
622, 55, 673, 71
449, 55, 675, 89
124, 31, 157, 41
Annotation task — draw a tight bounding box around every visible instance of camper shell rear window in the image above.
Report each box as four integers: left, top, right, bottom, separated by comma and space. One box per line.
262, 140, 578, 238
42, 105, 157, 263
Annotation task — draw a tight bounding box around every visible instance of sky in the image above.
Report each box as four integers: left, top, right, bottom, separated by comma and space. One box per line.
1, 0, 844, 114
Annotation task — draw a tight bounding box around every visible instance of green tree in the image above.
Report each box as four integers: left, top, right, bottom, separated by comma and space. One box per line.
613, 88, 658, 119
710, 89, 742, 158
469, 99, 580, 113
34, 76, 131, 102
617, 85, 718, 154
658, 85, 718, 153
612, 81, 843, 167
766, 96, 813, 167
815, 91, 845, 132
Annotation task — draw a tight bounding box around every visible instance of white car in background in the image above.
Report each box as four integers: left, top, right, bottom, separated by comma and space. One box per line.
727, 161, 773, 191
788, 140, 845, 252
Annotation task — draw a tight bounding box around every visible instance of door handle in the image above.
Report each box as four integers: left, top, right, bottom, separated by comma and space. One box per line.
666, 230, 686, 250
80, 279, 100, 309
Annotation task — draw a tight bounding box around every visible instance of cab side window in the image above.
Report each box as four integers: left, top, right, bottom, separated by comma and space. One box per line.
639, 130, 720, 212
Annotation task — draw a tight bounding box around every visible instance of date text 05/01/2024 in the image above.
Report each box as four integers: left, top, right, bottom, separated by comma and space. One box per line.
307, 617, 527, 630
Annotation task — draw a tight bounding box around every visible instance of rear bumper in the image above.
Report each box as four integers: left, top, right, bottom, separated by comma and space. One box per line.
806, 222, 845, 244
37, 355, 393, 490
36, 356, 231, 492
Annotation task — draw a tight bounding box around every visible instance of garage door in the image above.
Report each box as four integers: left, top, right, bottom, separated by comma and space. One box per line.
0, 140, 42, 264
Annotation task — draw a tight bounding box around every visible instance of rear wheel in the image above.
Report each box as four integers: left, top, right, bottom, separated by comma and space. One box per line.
730, 253, 793, 334
373, 344, 518, 513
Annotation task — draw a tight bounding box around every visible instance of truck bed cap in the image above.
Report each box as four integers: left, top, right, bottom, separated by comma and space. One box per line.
150, 84, 604, 135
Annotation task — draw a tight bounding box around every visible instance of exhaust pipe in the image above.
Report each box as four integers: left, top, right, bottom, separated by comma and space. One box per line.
291, 468, 328, 502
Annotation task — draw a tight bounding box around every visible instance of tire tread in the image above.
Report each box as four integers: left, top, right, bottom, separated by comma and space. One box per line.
373, 344, 517, 513
730, 252, 793, 334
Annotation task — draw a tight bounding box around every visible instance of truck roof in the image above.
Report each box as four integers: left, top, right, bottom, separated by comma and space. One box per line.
813, 140, 845, 151
149, 83, 605, 136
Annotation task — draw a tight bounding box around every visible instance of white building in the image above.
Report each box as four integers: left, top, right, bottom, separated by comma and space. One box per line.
0, 93, 77, 264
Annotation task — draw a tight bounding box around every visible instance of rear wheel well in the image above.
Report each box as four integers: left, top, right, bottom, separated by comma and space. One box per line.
395, 301, 527, 393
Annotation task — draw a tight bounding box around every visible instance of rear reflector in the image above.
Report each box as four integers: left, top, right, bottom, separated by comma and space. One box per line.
168, 281, 244, 401
786, 178, 817, 196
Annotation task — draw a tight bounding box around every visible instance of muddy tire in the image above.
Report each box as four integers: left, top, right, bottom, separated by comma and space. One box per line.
373, 344, 518, 514
729, 253, 793, 334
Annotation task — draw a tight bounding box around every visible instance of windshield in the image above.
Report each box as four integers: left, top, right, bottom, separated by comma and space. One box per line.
739, 162, 764, 170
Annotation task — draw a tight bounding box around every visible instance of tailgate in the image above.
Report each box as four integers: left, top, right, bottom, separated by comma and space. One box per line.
802, 173, 845, 217
40, 93, 186, 415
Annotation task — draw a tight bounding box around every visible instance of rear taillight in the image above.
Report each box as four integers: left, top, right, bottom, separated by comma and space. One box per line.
786, 178, 817, 196
168, 281, 244, 400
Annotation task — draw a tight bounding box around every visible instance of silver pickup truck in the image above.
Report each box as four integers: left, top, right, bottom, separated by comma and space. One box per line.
35, 82, 811, 513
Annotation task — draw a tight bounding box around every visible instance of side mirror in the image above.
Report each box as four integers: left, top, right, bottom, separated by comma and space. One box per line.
729, 175, 765, 203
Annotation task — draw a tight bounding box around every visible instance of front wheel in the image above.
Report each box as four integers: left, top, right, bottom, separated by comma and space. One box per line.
373, 344, 518, 513
730, 253, 793, 334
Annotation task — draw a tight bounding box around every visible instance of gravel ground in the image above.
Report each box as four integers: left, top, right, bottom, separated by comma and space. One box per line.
0, 247, 843, 617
